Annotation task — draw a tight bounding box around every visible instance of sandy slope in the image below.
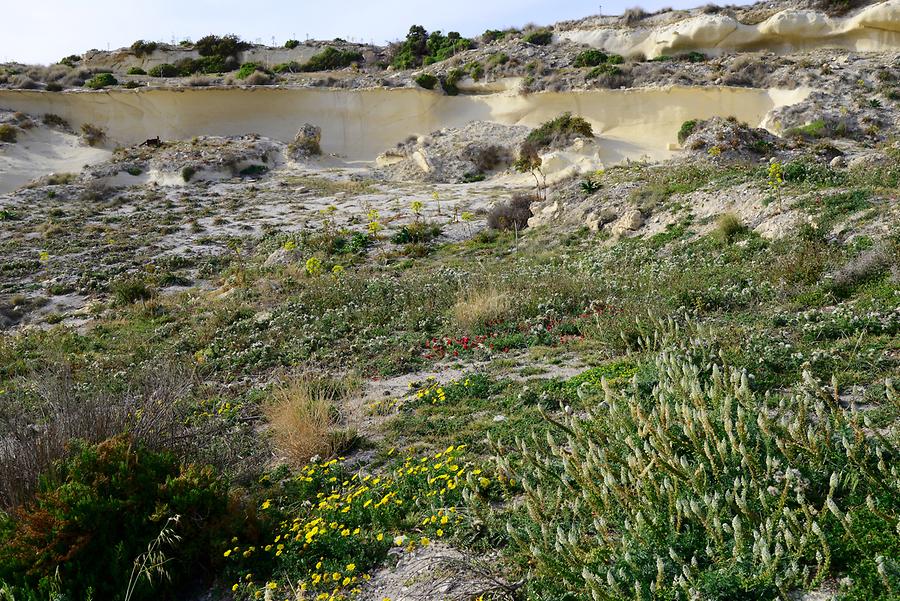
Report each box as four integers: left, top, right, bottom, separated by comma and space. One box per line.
0, 127, 110, 193
0, 85, 808, 171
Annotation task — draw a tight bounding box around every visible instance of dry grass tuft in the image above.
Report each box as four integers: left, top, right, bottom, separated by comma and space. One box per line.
452, 287, 511, 332
264, 378, 356, 467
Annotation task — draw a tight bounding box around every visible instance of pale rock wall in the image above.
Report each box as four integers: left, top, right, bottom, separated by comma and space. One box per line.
559, 0, 900, 58
0, 85, 808, 160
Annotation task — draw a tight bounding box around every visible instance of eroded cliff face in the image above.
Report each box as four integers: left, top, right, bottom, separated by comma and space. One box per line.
0, 84, 808, 177
559, 0, 900, 57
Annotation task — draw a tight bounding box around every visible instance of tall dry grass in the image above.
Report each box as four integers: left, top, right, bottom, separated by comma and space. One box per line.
264, 378, 356, 467
451, 287, 511, 332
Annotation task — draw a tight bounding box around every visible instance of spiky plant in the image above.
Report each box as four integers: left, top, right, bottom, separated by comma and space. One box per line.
484, 318, 900, 600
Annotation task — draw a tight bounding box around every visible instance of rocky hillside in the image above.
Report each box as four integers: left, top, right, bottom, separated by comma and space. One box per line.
0, 1, 898, 601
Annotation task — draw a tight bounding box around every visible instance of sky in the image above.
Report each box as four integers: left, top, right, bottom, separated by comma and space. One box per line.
2, 0, 699, 65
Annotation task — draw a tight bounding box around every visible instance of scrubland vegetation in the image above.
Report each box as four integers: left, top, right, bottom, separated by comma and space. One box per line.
0, 144, 897, 599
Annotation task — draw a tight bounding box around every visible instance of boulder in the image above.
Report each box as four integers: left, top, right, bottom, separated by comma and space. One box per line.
289, 124, 322, 159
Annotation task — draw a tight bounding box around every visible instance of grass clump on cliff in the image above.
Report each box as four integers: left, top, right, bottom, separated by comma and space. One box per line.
522, 29, 553, 45
391, 25, 473, 69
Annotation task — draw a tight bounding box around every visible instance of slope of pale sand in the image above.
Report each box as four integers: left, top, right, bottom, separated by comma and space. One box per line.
0, 85, 808, 174
0, 127, 110, 193
560, 0, 900, 58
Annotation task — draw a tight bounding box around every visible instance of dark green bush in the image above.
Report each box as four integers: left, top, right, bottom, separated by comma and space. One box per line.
391, 222, 443, 244
182, 166, 197, 182
678, 119, 698, 143
585, 63, 622, 79
148, 63, 179, 78
130, 40, 158, 57
58, 54, 80, 68
574, 49, 608, 67
522, 29, 553, 45
0, 437, 232, 601
195, 34, 248, 58
284, 39, 300, 49
126, 66, 146, 75
414, 73, 438, 89
302, 47, 363, 71
84, 72, 117, 89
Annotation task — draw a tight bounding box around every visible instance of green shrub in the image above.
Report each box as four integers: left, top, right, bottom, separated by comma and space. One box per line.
585, 63, 622, 79
714, 212, 747, 243
522, 112, 594, 154
111, 277, 155, 304
785, 118, 829, 139
148, 63, 179, 77
390, 222, 442, 244
195, 34, 248, 57
414, 73, 438, 89
273, 61, 303, 74
45, 82, 63, 92
0, 437, 232, 601
573, 49, 608, 67
58, 54, 80, 68
126, 66, 146, 75
0, 125, 17, 143
302, 47, 363, 71
391, 26, 473, 69
182, 166, 196, 182
284, 39, 300, 49
487, 52, 509, 68
130, 40, 158, 57
239, 164, 269, 177
467, 61, 484, 81
236, 62, 263, 79
84, 72, 117, 89
678, 118, 698, 143
440, 68, 465, 96
522, 29, 553, 45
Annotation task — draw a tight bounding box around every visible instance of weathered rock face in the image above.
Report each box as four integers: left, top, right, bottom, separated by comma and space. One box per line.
558, 1, 900, 58
289, 124, 322, 160
609, 209, 645, 237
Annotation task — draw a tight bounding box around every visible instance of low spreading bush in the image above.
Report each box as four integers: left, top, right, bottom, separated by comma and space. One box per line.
130, 40, 158, 57
0, 437, 233, 601
126, 66, 146, 75
148, 63, 179, 78
519, 113, 594, 161
414, 73, 438, 89
284, 39, 300, 49
83, 72, 117, 89
302, 47, 363, 71
678, 119, 698, 143
522, 29, 553, 45
573, 49, 608, 67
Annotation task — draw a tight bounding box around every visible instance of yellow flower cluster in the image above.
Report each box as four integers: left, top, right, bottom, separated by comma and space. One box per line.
227, 447, 476, 600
